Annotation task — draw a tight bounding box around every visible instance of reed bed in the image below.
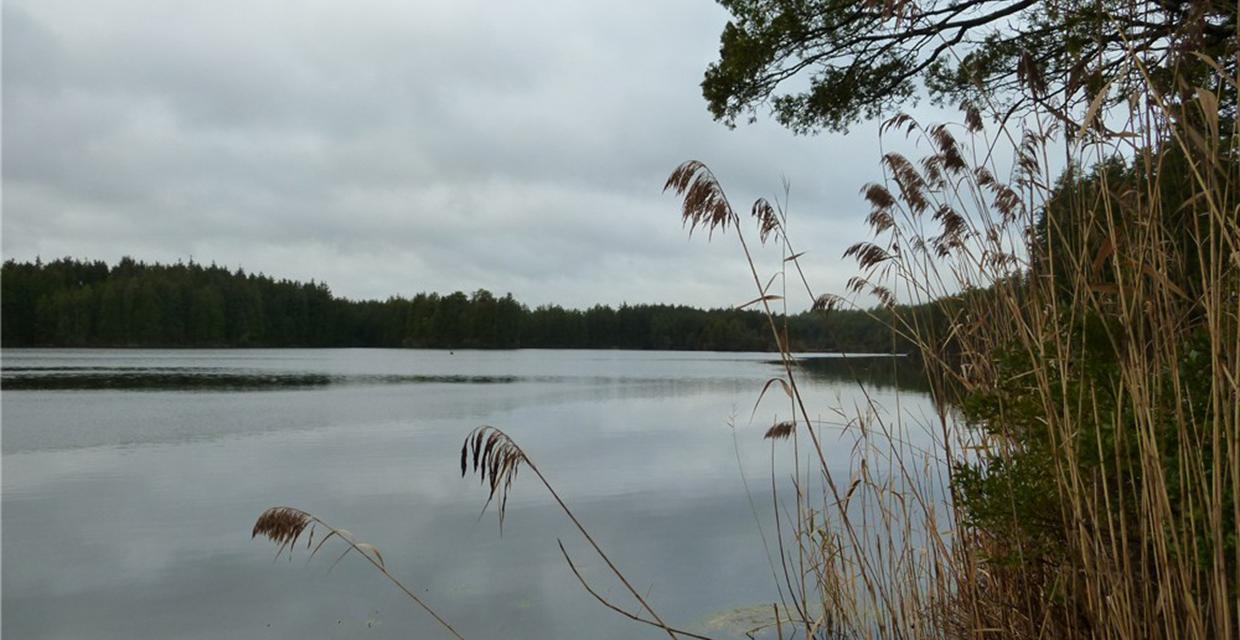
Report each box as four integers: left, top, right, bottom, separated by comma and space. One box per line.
671, 48, 1238, 639
251, 39, 1236, 640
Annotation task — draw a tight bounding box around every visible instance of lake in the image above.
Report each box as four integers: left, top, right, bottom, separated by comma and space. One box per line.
1, 348, 937, 639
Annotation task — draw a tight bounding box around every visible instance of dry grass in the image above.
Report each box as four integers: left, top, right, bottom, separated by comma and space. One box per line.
458, 424, 693, 639
460, 425, 525, 528
655, 46, 1236, 639
836, 63, 1238, 640
251, 506, 465, 639
249, 23, 1235, 640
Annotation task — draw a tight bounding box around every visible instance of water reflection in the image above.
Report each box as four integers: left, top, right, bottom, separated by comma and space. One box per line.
2, 369, 530, 390
793, 354, 932, 393
2, 349, 936, 639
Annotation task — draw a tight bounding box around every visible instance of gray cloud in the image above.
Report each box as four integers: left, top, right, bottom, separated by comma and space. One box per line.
3, 0, 955, 309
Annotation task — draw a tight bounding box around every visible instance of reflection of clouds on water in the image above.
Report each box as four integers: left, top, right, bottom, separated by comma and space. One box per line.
3, 349, 938, 639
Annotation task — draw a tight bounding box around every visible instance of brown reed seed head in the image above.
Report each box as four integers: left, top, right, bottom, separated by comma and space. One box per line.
812, 293, 842, 313
764, 420, 796, 440
963, 102, 984, 132
883, 152, 929, 215
862, 182, 896, 211
752, 198, 781, 243
461, 426, 527, 525
252, 506, 314, 547
664, 160, 734, 238
928, 125, 966, 174
844, 242, 892, 271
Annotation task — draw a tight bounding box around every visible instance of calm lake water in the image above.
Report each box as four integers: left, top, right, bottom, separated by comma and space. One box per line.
2, 349, 937, 639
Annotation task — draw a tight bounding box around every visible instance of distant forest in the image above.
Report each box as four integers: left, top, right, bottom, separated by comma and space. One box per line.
2, 258, 913, 352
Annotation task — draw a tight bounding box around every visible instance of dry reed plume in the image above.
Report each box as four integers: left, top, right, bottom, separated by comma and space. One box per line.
249, 10, 1235, 640
458, 425, 702, 639
659, 46, 1236, 640
251, 506, 464, 639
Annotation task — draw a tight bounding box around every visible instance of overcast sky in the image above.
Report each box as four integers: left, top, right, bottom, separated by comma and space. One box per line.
3, 0, 956, 309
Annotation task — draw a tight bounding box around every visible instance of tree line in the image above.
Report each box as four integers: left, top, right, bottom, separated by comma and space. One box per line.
0, 257, 913, 352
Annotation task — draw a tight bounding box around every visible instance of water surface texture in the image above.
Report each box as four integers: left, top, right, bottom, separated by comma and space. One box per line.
2, 349, 936, 639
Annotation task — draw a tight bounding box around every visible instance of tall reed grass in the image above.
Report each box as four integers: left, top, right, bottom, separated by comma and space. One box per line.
660, 49, 1237, 639
251, 41, 1236, 640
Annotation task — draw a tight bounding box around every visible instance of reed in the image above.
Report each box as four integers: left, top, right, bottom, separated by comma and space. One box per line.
658, 53, 1237, 640
250, 506, 466, 639
249, 25, 1235, 640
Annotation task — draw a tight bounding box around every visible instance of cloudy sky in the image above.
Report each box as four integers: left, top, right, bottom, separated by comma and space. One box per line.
3, 0, 953, 309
